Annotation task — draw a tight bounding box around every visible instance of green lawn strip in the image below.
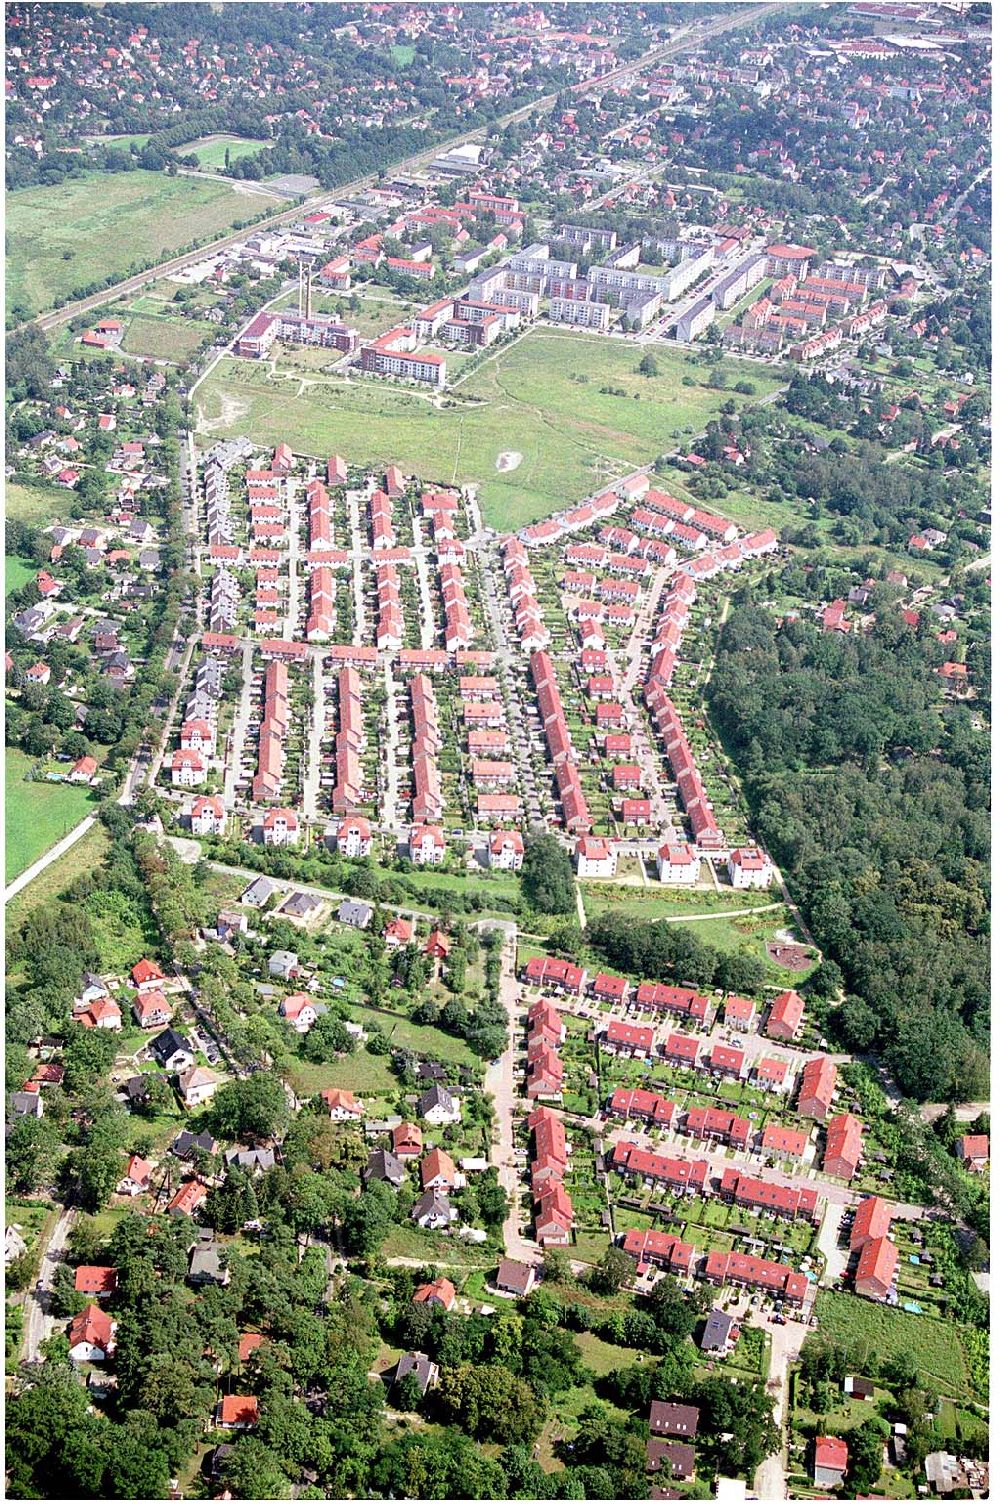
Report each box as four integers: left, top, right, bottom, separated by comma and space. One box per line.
5, 746, 99, 882
7, 170, 274, 319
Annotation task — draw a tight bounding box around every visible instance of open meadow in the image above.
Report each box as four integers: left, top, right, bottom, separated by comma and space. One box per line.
6, 170, 275, 319
5, 746, 98, 882
5, 481, 71, 525
195, 330, 782, 528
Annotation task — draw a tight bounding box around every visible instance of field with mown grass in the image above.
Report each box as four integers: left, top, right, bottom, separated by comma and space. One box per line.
195, 331, 782, 529
5, 746, 98, 882
175, 134, 268, 171
5, 557, 35, 596
6, 170, 274, 318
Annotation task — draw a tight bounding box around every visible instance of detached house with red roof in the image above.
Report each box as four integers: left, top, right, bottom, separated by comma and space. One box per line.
217, 1396, 260, 1430
813, 1436, 848, 1489
132, 990, 172, 1029
68, 1304, 116, 1364
956, 1134, 989, 1171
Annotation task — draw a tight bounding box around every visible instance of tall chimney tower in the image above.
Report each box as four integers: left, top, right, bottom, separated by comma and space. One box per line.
305, 263, 313, 321
298, 261, 304, 318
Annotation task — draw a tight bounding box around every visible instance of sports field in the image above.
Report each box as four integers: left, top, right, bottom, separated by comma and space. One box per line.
195, 331, 781, 527
5, 747, 97, 882
176, 134, 268, 171
6, 170, 275, 319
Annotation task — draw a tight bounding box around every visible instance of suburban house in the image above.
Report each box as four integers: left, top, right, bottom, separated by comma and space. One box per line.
74, 1265, 118, 1299
392, 1121, 423, 1159
117, 1155, 154, 1197
322, 1087, 363, 1122
132, 990, 173, 1029
279, 992, 320, 1033
413, 1277, 456, 1311
766, 989, 804, 1040
956, 1134, 989, 1170
177, 1065, 219, 1109
395, 1351, 439, 1397
488, 830, 524, 870
217, 1396, 260, 1430
337, 817, 373, 857
409, 824, 446, 865
418, 1084, 460, 1125
149, 1029, 195, 1073
411, 1190, 457, 1229
68, 1305, 116, 1364
420, 1147, 460, 1191
494, 1258, 537, 1298
813, 1436, 848, 1489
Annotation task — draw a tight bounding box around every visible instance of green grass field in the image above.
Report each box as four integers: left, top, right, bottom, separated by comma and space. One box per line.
5, 746, 98, 882
6, 822, 110, 932
7, 170, 275, 319
4, 481, 70, 525
120, 311, 215, 363
195, 332, 781, 528
815, 1291, 974, 1400
175, 135, 268, 171
5, 556, 35, 596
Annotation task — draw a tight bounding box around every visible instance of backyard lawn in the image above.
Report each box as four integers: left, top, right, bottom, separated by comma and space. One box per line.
5, 556, 35, 596
195, 331, 782, 529
7, 170, 275, 319
5, 746, 98, 882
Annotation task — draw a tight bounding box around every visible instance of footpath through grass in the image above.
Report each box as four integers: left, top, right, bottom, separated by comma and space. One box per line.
6, 170, 274, 319
5, 746, 98, 882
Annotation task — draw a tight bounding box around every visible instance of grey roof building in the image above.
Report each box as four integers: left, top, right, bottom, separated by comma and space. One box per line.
395, 1351, 439, 1396
364, 1149, 406, 1188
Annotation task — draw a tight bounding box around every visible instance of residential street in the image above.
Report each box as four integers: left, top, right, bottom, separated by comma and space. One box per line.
482, 920, 539, 1264
20, 1205, 77, 1364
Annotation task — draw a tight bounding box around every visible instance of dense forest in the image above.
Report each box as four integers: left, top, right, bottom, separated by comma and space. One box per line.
706, 603, 989, 1103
